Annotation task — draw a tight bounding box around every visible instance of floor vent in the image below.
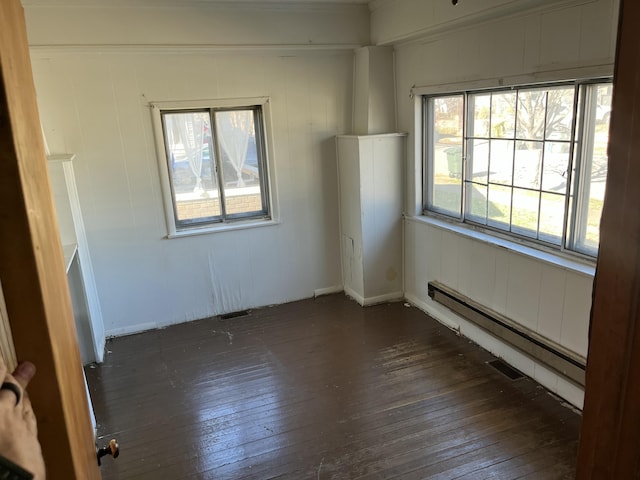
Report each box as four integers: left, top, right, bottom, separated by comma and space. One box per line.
488, 359, 525, 380
220, 310, 249, 320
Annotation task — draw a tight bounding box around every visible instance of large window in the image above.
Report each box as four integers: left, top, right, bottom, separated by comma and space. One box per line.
152, 98, 272, 235
424, 81, 612, 257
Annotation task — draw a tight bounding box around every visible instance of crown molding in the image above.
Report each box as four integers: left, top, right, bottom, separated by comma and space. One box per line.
372, 0, 597, 46
28, 43, 362, 56
22, 0, 369, 13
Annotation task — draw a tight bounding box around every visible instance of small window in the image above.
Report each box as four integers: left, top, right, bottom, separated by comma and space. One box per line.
423, 81, 612, 257
152, 99, 272, 235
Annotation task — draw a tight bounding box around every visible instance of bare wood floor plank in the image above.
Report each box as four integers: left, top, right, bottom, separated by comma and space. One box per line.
86, 294, 580, 479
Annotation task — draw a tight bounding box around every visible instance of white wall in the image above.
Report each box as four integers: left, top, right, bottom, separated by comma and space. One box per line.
383, 0, 619, 409
353, 46, 396, 134
24, 1, 369, 47
371, 0, 538, 45
27, 2, 364, 337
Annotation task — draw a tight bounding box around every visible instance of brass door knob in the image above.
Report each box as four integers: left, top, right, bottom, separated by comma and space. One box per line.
97, 439, 119, 466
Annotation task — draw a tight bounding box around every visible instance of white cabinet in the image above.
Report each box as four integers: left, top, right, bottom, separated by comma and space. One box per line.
336, 134, 406, 306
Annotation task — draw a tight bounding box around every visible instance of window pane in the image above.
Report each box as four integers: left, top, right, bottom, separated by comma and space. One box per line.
215, 109, 265, 216
542, 142, 570, 194
539, 192, 565, 245
467, 139, 489, 184
491, 92, 516, 138
163, 111, 221, 223
511, 188, 539, 238
583, 155, 607, 249
428, 96, 463, 216
545, 87, 575, 141
516, 89, 546, 140
487, 184, 512, 230
470, 94, 490, 138
466, 182, 488, 224
574, 83, 611, 254
514, 141, 542, 189
488, 139, 514, 185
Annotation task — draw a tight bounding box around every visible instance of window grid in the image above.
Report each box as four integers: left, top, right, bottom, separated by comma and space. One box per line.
424, 80, 612, 258
464, 88, 576, 245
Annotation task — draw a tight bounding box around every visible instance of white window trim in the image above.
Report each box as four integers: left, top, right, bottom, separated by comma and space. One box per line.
150, 96, 279, 238
410, 64, 614, 98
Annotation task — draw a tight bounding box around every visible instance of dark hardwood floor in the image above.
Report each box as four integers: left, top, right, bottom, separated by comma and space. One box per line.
86, 294, 580, 479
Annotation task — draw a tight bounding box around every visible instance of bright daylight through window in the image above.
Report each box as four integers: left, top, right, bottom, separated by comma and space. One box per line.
156, 103, 271, 233
424, 81, 612, 257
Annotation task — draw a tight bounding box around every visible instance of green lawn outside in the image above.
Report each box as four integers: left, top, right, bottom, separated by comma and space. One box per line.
431, 175, 603, 247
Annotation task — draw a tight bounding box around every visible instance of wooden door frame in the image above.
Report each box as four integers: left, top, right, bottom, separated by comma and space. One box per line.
0, 0, 100, 478
577, 0, 640, 477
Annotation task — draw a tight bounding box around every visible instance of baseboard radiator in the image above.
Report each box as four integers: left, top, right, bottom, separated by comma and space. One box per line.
428, 281, 586, 386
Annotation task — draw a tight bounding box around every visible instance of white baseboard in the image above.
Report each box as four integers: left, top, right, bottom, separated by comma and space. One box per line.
314, 285, 344, 297
404, 292, 461, 331
105, 322, 157, 339
344, 286, 365, 305
345, 286, 404, 306
93, 337, 106, 364
362, 291, 404, 306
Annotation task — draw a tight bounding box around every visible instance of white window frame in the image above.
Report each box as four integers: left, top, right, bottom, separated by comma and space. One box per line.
420, 78, 612, 259
151, 97, 278, 238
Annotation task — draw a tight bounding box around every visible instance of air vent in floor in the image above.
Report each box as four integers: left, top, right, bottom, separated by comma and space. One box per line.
487, 359, 525, 380
220, 310, 249, 320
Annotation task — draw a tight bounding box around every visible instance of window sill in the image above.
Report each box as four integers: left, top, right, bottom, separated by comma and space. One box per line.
166, 218, 280, 239
407, 214, 596, 278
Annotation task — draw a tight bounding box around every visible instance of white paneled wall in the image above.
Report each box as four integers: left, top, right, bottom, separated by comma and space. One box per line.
371, 0, 521, 45
31, 50, 353, 336
405, 218, 594, 408
391, 0, 619, 409
24, 0, 367, 337
404, 219, 594, 353
24, 2, 369, 47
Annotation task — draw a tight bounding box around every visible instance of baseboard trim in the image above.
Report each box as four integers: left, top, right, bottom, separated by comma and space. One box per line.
362, 291, 404, 306
345, 286, 404, 306
314, 285, 344, 297
344, 286, 365, 305
93, 337, 106, 364
105, 322, 157, 339
404, 293, 461, 331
